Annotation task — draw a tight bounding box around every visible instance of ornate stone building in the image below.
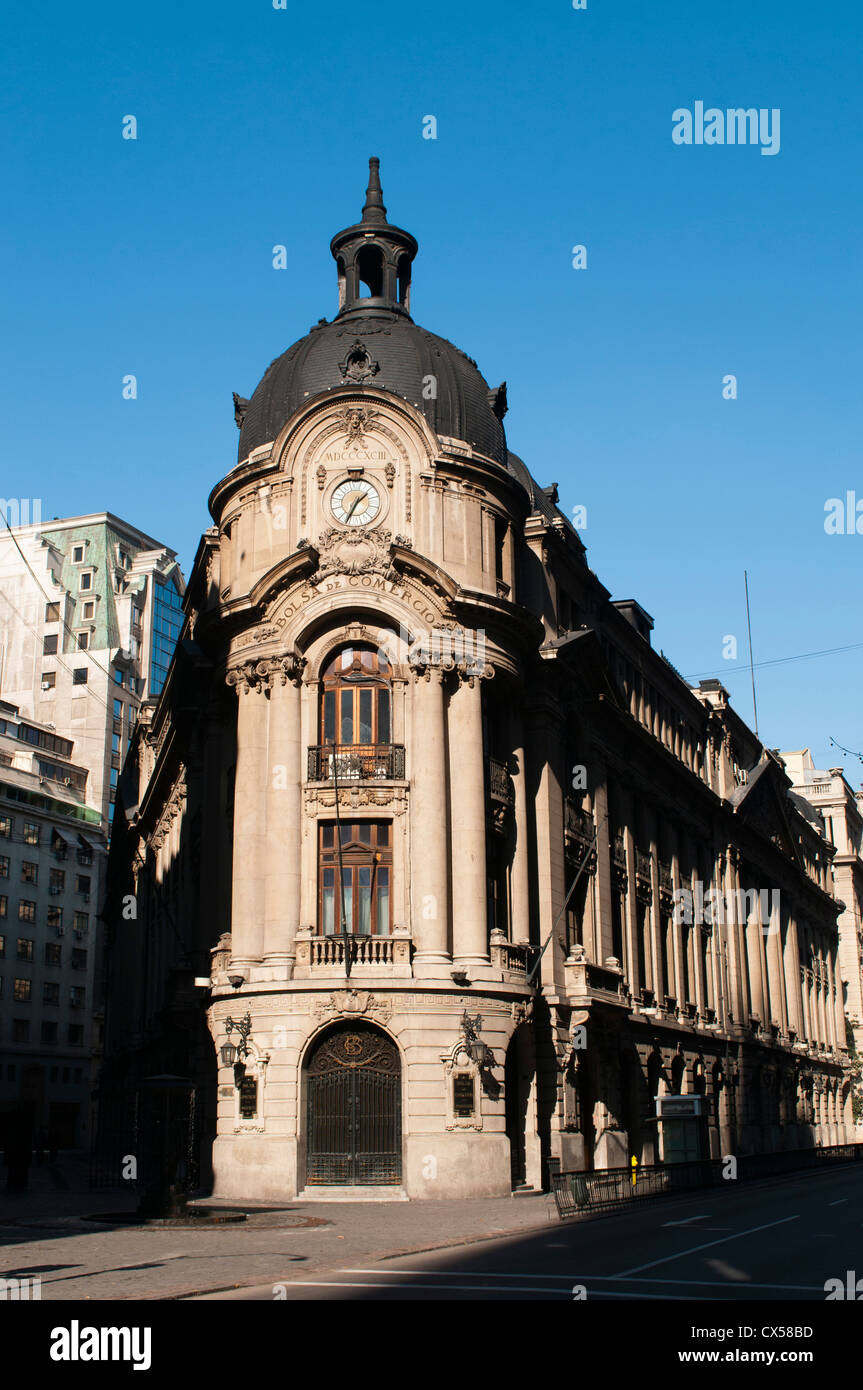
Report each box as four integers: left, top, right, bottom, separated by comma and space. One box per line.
102, 161, 853, 1200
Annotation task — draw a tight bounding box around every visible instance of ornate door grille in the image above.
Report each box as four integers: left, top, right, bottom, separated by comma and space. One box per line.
306, 1024, 401, 1185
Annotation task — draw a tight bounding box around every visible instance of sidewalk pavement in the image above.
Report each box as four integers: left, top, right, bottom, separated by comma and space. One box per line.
0, 1156, 555, 1301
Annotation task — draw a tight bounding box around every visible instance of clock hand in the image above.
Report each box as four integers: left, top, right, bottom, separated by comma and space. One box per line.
344, 493, 363, 521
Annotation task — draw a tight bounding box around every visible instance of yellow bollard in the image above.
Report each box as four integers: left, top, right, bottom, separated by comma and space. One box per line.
630, 1154, 638, 1189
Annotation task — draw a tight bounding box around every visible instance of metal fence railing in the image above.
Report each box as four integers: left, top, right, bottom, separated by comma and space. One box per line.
551, 1143, 863, 1220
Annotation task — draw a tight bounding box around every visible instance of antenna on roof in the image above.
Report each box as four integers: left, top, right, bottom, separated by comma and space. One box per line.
744, 570, 759, 737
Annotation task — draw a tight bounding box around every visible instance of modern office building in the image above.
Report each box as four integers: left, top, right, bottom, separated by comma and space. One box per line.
0, 512, 184, 824
0, 700, 105, 1149
102, 161, 853, 1201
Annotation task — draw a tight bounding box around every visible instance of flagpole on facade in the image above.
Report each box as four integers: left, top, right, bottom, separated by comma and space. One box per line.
329, 740, 351, 980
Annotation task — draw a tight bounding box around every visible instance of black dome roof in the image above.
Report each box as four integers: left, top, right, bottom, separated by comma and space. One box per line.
236, 159, 507, 467
237, 310, 508, 466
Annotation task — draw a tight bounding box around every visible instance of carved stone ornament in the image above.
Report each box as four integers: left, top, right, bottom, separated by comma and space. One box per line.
226, 653, 306, 694
338, 340, 380, 383
311, 989, 393, 1024
151, 773, 186, 851
314, 526, 397, 582
339, 404, 379, 445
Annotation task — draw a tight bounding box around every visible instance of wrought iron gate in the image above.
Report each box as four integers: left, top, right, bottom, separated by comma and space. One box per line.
306, 1024, 401, 1185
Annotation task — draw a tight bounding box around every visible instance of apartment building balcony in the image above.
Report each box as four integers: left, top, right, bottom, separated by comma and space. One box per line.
563, 951, 628, 1010
489, 929, 531, 983
293, 926, 412, 978
307, 744, 406, 782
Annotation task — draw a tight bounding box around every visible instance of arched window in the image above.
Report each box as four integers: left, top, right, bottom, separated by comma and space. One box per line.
356, 244, 384, 299
320, 645, 391, 751
396, 253, 411, 307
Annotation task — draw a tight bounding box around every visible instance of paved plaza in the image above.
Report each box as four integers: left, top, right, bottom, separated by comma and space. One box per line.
0, 1154, 553, 1300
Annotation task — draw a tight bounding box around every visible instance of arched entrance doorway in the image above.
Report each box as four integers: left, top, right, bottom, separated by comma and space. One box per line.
305, 1022, 401, 1186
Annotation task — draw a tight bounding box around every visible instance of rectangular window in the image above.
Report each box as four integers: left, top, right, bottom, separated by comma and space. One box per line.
21, 862, 38, 885
339, 688, 353, 744
45, 602, 60, 622
43, 634, 58, 655
72, 544, 85, 564
43, 982, 60, 1006
17, 938, 33, 961
68, 1025, 83, 1046
113, 698, 123, 720
41, 1021, 58, 1043
18, 900, 36, 922
0, 816, 10, 838
70, 986, 85, 1009
79, 571, 93, 592
358, 688, 373, 744
73, 668, 87, 685
111, 732, 120, 755
77, 631, 89, 650
45, 942, 62, 965
42, 671, 56, 690
318, 821, 392, 936
71, 948, 87, 970
378, 688, 391, 744
81, 600, 95, 620
50, 868, 64, 892
23, 822, 39, 845
0, 933, 5, 955
323, 691, 335, 744
73, 912, 89, 934
0, 898, 5, 919
0, 856, 8, 878
13, 980, 31, 1003
13, 1019, 29, 1041
75, 875, 90, 895
47, 906, 62, 929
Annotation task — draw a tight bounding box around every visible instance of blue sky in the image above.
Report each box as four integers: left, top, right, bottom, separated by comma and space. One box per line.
1, 0, 860, 780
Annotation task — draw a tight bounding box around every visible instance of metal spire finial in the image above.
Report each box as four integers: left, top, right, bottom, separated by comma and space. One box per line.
361, 156, 388, 224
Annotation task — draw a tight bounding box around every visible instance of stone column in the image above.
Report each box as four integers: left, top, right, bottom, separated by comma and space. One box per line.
264, 657, 304, 967
765, 895, 788, 1035
449, 667, 491, 968
648, 818, 664, 1001
622, 799, 639, 993
591, 765, 614, 965
508, 700, 532, 945
410, 661, 451, 967
724, 849, 748, 1025
784, 914, 804, 1040
225, 662, 270, 967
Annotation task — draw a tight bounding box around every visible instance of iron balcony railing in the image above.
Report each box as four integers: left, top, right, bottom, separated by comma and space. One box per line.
307, 744, 406, 782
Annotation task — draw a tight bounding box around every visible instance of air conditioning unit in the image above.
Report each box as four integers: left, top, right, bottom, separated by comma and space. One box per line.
55, 926, 65, 937
41, 681, 52, 691
82, 893, 90, 902
74, 929, 85, 939
49, 886, 61, 896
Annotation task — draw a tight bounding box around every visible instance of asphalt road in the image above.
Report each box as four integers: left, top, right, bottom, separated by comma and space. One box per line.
191, 1163, 863, 1300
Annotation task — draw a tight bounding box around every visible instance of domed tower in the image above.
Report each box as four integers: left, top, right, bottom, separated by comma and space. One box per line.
205, 160, 545, 1201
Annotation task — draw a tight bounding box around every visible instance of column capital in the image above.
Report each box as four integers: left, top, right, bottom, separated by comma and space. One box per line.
408, 654, 494, 687
226, 652, 306, 694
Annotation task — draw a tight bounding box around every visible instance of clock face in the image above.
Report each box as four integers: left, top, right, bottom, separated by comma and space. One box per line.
331, 478, 382, 527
